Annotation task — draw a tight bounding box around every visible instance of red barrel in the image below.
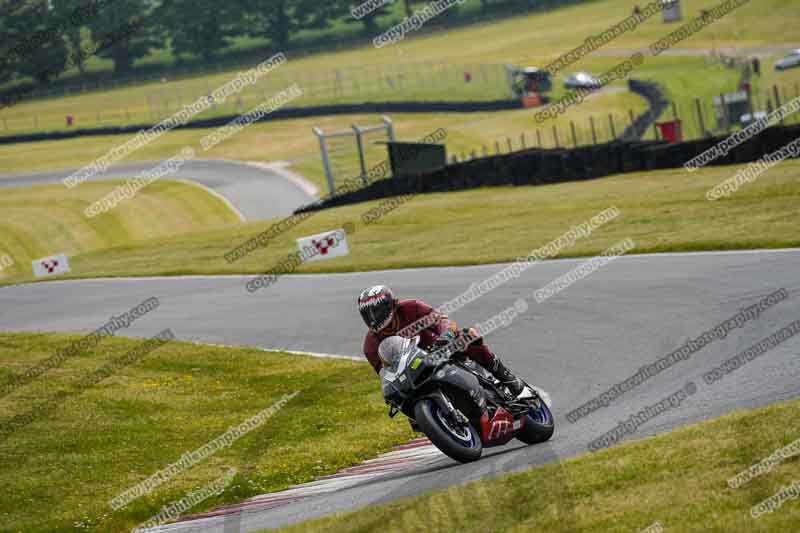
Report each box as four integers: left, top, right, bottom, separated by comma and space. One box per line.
657, 119, 682, 143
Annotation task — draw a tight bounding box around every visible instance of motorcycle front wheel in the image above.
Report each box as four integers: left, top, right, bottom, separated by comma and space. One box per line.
414, 398, 483, 463
516, 398, 555, 445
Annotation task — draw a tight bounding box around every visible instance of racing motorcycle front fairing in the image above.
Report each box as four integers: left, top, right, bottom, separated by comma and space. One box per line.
381, 343, 490, 425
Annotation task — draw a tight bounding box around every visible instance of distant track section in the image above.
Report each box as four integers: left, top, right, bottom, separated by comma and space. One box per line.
0, 159, 314, 220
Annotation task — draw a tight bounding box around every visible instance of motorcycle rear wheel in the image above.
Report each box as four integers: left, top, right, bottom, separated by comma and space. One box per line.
414, 398, 483, 463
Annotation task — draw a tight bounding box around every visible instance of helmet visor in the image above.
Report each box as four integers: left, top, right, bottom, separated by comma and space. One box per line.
359, 295, 394, 331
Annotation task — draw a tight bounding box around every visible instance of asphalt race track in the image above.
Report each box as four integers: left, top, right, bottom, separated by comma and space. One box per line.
2, 249, 799, 531
0, 159, 315, 220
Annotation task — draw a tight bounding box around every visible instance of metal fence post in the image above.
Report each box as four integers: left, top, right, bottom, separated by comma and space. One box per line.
694, 97, 707, 138
313, 127, 336, 195
629, 109, 637, 138
719, 93, 730, 132
351, 124, 368, 186
794, 82, 800, 109
773, 85, 783, 124
382, 115, 395, 142
590, 116, 598, 145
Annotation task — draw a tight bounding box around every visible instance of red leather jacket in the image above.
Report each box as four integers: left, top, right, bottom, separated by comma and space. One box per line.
362, 299, 452, 374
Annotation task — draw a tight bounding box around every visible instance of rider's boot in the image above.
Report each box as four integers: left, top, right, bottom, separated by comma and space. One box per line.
484, 358, 526, 398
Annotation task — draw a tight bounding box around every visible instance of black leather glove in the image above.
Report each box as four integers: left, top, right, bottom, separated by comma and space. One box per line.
434, 330, 458, 349
459, 327, 483, 347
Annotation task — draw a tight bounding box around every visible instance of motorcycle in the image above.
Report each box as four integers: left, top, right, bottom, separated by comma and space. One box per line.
379, 333, 554, 463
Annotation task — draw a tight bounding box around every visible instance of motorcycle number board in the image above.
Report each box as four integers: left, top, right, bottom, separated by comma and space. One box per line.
32, 253, 71, 278
296, 228, 349, 263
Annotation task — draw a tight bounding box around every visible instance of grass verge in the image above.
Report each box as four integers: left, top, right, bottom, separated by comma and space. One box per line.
276, 397, 800, 532
0, 179, 240, 282
1, 158, 799, 286
0, 332, 412, 533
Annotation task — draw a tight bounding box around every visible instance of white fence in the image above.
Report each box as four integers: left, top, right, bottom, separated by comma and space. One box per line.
313, 116, 395, 195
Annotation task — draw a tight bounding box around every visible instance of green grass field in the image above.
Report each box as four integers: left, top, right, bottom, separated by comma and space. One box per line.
1, 0, 795, 135
0, 180, 240, 283
1, 54, 789, 193
0, 332, 412, 533
1, 158, 798, 287
275, 397, 800, 533
3, 55, 792, 195
0, 87, 651, 193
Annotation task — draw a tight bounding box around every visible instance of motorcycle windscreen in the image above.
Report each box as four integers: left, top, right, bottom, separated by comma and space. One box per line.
380, 338, 422, 399
378, 335, 419, 369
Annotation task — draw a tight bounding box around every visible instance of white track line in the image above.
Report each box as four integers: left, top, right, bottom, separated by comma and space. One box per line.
21, 247, 800, 285
175, 178, 246, 222
182, 339, 363, 362
244, 160, 320, 197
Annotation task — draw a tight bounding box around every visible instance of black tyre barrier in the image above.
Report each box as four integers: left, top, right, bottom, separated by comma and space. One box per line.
296, 123, 800, 214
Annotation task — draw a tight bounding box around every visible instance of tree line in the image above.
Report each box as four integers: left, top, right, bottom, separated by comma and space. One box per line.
0, 0, 585, 85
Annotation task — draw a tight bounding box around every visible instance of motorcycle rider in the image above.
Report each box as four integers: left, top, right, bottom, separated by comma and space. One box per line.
358, 285, 526, 398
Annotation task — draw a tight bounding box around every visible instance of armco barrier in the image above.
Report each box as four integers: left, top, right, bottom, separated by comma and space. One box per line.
0, 100, 521, 146
296, 124, 800, 214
